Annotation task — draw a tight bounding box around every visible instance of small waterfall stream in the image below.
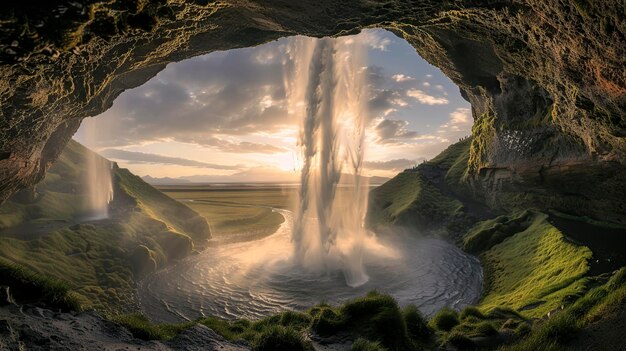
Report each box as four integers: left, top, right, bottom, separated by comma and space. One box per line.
82, 118, 114, 220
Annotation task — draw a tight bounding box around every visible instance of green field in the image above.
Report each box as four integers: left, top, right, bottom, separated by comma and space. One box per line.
157, 185, 297, 241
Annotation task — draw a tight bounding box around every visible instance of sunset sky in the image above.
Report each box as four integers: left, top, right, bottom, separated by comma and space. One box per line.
74, 29, 472, 181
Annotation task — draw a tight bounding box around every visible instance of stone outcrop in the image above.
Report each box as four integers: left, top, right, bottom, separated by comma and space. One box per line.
0, 303, 249, 351
0, 0, 624, 218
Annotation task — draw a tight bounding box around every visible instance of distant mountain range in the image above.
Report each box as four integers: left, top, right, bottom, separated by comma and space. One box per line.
141, 166, 389, 185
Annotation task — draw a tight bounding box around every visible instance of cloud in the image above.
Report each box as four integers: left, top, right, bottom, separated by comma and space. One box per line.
99, 149, 242, 170
406, 89, 449, 105
439, 107, 473, 132
85, 39, 294, 148
374, 118, 418, 143
392, 74, 414, 82
364, 158, 425, 171
189, 137, 287, 153
359, 30, 392, 51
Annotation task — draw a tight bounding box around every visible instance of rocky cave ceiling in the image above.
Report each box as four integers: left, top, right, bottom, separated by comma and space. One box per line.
0, 0, 624, 219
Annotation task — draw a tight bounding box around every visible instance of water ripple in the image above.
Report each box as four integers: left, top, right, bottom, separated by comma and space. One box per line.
138, 209, 483, 322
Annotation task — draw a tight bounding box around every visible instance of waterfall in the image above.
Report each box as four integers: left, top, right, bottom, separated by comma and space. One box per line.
82, 118, 114, 220
286, 36, 371, 287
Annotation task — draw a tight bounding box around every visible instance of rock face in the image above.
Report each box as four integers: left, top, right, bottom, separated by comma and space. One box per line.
0, 304, 249, 351
0, 1, 624, 217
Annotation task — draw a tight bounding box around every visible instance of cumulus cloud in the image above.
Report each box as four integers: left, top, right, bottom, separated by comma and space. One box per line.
87, 39, 293, 150
406, 89, 449, 105
392, 74, 414, 82
374, 118, 418, 143
188, 137, 287, 153
100, 149, 243, 170
359, 30, 392, 51
439, 107, 473, 132
364, 158, 425, 171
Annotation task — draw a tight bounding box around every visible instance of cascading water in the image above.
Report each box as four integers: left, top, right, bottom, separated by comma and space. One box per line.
286, 36, 372, 287
82, 117, 114, 220
138, 33, 484, 323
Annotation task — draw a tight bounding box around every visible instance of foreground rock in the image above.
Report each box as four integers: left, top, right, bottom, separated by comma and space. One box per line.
0, 305, 249, 351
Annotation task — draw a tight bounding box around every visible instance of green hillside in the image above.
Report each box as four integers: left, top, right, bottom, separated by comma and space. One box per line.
367, 138, 471, 233
0, 140, 210, 313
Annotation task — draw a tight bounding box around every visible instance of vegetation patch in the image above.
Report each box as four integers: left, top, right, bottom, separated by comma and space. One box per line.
351, 338, 387, 351
0, 140, 210, 313
113, 313, 194, 341
498, 268, 626, 350
468, 112, 495, 174
463, 209, 534, 253
368, 171, 463, 230
0, 258, 82, 311
428, 308, 459, 332
478, 212, 591, 317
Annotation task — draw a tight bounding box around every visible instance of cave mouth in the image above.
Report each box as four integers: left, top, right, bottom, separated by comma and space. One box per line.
68, 29, 482, 321
74, 28, 472, 188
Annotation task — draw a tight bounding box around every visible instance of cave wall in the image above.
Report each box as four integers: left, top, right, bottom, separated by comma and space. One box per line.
0, 0, 624, 216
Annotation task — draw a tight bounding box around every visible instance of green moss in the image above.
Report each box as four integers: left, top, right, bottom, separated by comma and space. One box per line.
463, 209, 534, 253
468, 112, 495, 174
479, 213, 591, 317
368, 171, 462, 229
0, 258, 82, 311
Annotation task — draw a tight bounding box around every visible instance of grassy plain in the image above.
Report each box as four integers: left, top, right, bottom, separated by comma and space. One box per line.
156, 185, 296, 239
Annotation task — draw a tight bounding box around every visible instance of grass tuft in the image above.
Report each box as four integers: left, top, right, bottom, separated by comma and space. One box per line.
460, 306, 485, 320
402, 304, 431, 340
252, 325, 313, 351
429, 308, 460, 332
113, 313, 194, 340
351, 338, 387, 351
444, 331, 474, 349
0, 258, 82, 311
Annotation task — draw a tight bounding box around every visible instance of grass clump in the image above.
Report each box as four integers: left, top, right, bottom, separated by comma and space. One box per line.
460, 306, 485, 320
252, 325, 313, 351
351, 338, 387, 351
0, 258, 82, 311
503, 312, 579, 351
514, 323, 531, 337
429, 308, 459, 332
339, 292, 411, 350
444, 331, 474, 349
309, 292, 422, 350
476, 321, 498, 336
113, 313, 194, 340
402, 305, 431, 340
